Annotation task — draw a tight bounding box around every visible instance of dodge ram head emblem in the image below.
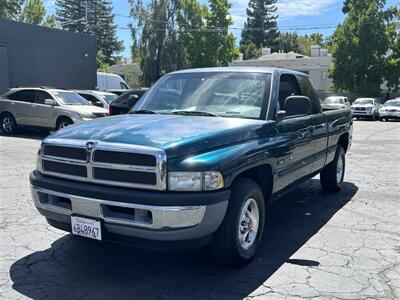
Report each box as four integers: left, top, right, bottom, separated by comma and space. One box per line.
86, 142, 95, 152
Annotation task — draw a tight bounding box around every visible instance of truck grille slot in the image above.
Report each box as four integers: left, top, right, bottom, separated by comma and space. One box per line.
43, 160, 87, 177
93, 150, 156, 167
93, 167, 157, 185
102, 205, 153, 225
43, 145, 87, 161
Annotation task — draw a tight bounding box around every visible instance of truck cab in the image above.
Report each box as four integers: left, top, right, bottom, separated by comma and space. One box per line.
30, 67, 353, 265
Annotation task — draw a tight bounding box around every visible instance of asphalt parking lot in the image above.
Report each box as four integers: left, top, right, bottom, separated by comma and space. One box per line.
0, 120, 399, 300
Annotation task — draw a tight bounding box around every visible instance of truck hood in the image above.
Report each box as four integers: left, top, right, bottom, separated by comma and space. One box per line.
47, 114, 273, 158
352, 104, 374, 108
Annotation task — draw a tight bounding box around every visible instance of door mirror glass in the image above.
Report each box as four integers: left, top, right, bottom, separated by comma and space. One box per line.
284, 96, 311, 116
44, 99, 56, 106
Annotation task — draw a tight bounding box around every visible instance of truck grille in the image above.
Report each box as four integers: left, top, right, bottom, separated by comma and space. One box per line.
39, 140, 167, 190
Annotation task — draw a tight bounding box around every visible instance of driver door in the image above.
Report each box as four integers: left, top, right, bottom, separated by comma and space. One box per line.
272, 74, 314, 192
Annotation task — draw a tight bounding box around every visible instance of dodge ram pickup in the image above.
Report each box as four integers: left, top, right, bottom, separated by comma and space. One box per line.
30, 67, 353, 265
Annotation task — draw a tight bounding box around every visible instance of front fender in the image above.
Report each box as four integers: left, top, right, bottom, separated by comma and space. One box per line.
168, 138, 279, 188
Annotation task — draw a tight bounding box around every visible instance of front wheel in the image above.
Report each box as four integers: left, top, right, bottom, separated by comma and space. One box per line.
0, 113, 17, 135
210, 178, 265, 266
320, 145, 345, 192
56, 117, 73, 130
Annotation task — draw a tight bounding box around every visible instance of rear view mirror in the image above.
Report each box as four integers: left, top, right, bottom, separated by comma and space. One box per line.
284, 96, 311, 116
44, 99, 56, 106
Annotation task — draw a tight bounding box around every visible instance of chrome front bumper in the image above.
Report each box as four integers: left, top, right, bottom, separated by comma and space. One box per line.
31, 186, 228, 241
379, 111, 400, 118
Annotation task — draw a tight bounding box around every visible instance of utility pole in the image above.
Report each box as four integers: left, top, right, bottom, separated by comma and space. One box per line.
85, 0, 88, 32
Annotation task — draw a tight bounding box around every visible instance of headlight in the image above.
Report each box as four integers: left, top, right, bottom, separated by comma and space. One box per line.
80, 113, 96, 119
168, 171, 224, 191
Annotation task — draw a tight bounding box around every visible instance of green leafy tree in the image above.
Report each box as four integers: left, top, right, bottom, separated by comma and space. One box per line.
0, 0, 24, 20
239, 42, 262, 60
329, 0, 397, 95
240, 0, 279, 53
42, 15, 57, 28
56, 0, 123, 65
203, 0, 239, 67
277, 32, 301, 53
96, 50, 111, 72
19, 0, 46, 25
129, 0, 179, 86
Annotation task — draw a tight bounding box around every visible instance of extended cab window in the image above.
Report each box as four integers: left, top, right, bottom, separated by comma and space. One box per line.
278, 74, 301, 110
135, 72, 271, 119
7, 90, 35, 103
79, 94, 103, 107
297, 76, 321, 114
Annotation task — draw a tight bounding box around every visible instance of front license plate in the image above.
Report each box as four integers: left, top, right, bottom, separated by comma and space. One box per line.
71, 216, 102, 240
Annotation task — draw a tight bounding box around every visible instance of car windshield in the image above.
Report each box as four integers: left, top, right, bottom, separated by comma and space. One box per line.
134, 72, 271, 119
325, 97, 344, 104
383, 100, 400, 107
52, 91, 91, 105
99, 93, 118, 104
354, 99, 374, 105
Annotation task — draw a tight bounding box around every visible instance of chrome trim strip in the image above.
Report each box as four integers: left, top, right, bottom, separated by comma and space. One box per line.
31, 186, 206, 230
40, 138, 168, 190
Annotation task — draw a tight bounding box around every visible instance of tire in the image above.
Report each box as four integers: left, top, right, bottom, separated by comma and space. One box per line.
56, 117, 73, 130
320, 145, 345, 193
0, 113, 17, 135
210, 178, 266, 266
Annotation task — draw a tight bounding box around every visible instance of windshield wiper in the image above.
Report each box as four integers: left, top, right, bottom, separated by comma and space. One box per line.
171, 110, 219, 117
130, 109, 157, 114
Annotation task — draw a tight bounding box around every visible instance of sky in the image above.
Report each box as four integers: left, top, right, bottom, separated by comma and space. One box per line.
44, 0, 399, 59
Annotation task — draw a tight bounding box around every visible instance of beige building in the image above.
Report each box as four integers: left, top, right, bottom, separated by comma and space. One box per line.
111, 63, 142, 88
230, 46, 333, 92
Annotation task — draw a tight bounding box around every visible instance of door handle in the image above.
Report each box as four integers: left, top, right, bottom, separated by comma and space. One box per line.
297, 129, 308, 139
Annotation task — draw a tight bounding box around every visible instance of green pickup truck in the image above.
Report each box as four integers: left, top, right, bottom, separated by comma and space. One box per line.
30, 67, 353, 265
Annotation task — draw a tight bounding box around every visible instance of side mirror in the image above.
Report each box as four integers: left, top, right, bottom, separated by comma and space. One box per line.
284, 96, 311, 116
44, 99, 56, 106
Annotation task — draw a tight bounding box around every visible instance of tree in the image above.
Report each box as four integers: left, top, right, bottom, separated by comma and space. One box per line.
277, 32, 301, 53
0, 0, 24, 20
56, 0, 123, 65
19, 0, 46, 25
42, 15, 57, 28
329, 0, 398, 95
203, 0, 239, 67
129, 0, 179, 86
240, 0, 279, 52
240, 42, 262, 60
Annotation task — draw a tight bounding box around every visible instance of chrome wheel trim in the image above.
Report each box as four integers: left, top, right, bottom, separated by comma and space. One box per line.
2, 117, 13, 133
238, 197, 260, 250
336, 154, 344, 183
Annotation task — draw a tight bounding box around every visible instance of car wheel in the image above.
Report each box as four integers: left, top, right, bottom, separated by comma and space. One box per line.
0, 113, 17, 135
320, 145, 345, 193
56, 118, 73, 130
210, 178, 265, 266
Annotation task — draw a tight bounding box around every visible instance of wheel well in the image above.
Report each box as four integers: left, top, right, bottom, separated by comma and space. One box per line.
0, 111, 15, 118
338, 133, 349, 153
233, 164, 273, 203
56, 116, 72, 125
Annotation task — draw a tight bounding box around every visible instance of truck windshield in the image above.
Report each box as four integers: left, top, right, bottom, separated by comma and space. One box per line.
354, 99, 374, 105
325, 97, 344, 104
134, 72, 271, 119
52, 91, 91, 105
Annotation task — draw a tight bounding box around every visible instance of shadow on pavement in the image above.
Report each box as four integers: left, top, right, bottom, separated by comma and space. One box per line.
10, 179, 358, 300
0, 128, 50, 140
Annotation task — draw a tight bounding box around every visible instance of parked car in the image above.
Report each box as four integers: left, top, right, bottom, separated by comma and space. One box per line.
97, 72, 129, 91
322, 96, 350, 110
106, 89, 132, 96
108, 88, 148, 115
74, 90, 118, 108
0, 87, 108, 134
351, 98, 380, 120
30, 67, 352, 266
379, 99, 400, 121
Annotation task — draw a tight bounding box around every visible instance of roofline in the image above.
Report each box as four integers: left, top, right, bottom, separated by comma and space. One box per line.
167, 67, 308, 77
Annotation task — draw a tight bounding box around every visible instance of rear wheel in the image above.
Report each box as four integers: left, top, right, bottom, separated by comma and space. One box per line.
210, 178, 265, 266
56, 117, 73, 130
0, 113, 17, 135
320, 145, 345, 192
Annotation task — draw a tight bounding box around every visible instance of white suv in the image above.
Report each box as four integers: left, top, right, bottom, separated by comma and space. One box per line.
0, 87, 108, 134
